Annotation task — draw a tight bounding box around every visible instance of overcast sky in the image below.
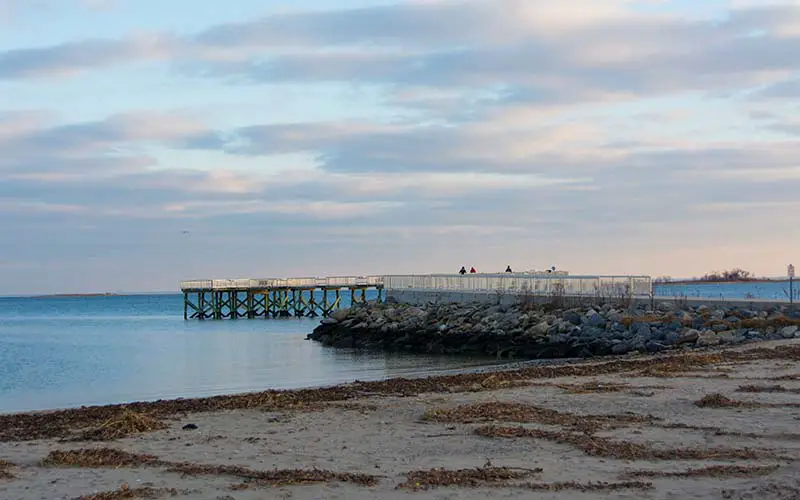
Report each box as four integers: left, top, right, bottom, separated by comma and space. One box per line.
1, 0, 798, 294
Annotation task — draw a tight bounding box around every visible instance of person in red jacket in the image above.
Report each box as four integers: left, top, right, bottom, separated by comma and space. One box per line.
469, 267, 477, 273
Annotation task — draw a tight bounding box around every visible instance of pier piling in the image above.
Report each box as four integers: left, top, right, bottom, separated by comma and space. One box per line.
180, 277, 384, 320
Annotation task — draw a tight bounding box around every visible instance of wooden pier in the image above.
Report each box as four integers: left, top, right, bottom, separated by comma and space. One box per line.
180, 277, 384, 320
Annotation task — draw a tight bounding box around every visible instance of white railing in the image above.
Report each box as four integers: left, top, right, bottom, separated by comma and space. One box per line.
383, 274, 652, 297
180, 275, 385, 290
180, 274, 650, 296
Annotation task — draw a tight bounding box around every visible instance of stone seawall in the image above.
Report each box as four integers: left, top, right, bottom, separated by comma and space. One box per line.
386, 289, 794, 311
308, 301, 800, 360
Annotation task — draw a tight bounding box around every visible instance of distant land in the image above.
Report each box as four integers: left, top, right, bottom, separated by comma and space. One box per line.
657, 278, 789, 285
15, 291, 180, 299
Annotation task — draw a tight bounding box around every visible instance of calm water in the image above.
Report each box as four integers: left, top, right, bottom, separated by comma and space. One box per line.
655, 280, 797, 301
0, 293, 501, 414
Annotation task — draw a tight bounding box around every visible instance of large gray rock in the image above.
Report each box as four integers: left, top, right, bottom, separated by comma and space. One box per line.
696, 331, 721, 347
530, 321, 550, 335
718, 331, 745, 345
611, 341, 634, 355
563, 310, 581, 325
663, 331, 680, 346
781, 325, 799, 338
677, 329, 700, 345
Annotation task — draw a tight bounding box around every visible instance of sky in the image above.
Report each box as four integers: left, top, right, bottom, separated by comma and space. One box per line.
1, 0, 799, 294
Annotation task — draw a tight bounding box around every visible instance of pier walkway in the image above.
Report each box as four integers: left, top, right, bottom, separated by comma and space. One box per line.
180, 274, 653, 320
179, 276, 384, 319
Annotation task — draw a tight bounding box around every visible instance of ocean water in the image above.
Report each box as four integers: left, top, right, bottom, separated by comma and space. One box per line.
0, 293, 501, 414
654, 280, 798, 301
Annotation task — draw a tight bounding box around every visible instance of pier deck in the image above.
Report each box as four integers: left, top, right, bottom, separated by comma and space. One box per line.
179, 276, 383, 319
180, 274, 657, 320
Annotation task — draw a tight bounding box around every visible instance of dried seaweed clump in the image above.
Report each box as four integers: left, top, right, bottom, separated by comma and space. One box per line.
42, 448, 161, 468
78, 410, 167, 441
737, 385, 800, 394
513, 481, 653, 492
167, 462, 378, 488
622, 464, 780, 479
72, 483, 180, 500
0, 459, 14, 480
422, 402, 656, 432
695, 394, 762, 408
397, 466, 542, 490
474, 426, 773, 461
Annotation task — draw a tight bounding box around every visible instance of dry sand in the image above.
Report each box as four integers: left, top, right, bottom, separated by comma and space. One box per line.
2, 340, 800, 500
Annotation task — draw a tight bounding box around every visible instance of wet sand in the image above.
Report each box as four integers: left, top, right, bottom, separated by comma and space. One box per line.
2, 340, 800, 499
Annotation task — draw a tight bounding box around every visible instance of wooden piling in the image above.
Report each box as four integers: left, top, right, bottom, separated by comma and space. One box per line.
180, 276, 383, 320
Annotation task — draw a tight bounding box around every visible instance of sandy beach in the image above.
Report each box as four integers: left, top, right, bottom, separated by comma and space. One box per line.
2, 340, 800, 500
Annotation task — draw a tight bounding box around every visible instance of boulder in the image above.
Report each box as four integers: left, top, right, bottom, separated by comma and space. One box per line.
563, 310, 582, 325
332, 308, 351, 322
530, 321, 550, 336
780, 325, 799, 338
677, 329, 700, 345
611, 341, 634, 355
696, 331, 721, 347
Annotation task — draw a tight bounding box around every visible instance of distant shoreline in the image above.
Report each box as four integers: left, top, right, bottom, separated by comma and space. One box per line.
28, 293, 122, 299
657, 279, 789, 285
17, 292, 180, 299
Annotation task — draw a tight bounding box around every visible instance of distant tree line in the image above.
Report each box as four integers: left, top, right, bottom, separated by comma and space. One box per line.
698, 268, 756, 282
653, 268, 759, 284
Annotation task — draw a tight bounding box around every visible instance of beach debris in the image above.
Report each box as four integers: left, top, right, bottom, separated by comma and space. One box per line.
76, 410, 167, 441
737, 384, 800, 394
695, 393, 800, 409
621, 464, 780, 479
181, 423, 198, 430
166, 462, 379, 487
396, 466, 542, 490
0, 459, 15, 480
474, 426, 776, 460
41, 448, 161, 468
554, 381, 669, 394
71, 483, 182, 500
695, 393, 760, 408
423, 402, 658, 433
39, 448, 378, 489
509, 480, 653, 492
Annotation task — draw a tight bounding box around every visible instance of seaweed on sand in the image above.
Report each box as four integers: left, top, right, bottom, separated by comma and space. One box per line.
71, 483, 182, 500
167, 462, 380, 488
77, 410, 167, 441
41, 448, 161, 468
396, 466, 542, 490
621, 464, 780, 479
422, 402, 657, 433
474, 426, 776, 460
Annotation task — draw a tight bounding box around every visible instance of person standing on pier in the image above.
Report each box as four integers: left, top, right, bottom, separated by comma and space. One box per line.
505, 265, 513, 273
469, 267, 477, 273
459, 266, 467, 275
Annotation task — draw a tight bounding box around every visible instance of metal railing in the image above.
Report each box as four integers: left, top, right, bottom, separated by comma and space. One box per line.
383, 274, 652, 297
180, 276, 385, 290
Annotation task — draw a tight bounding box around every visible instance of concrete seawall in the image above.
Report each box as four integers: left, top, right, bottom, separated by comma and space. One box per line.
386, 289, 795, 312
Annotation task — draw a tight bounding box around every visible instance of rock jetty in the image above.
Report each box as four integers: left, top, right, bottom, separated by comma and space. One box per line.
308, 301, 800, 359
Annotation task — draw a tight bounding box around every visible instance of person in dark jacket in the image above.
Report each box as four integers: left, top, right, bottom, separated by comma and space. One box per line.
505, 265, 513, 273
459, 266, 467, 275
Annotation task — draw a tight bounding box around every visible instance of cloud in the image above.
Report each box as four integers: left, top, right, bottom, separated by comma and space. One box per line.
0, 35, 177, 79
